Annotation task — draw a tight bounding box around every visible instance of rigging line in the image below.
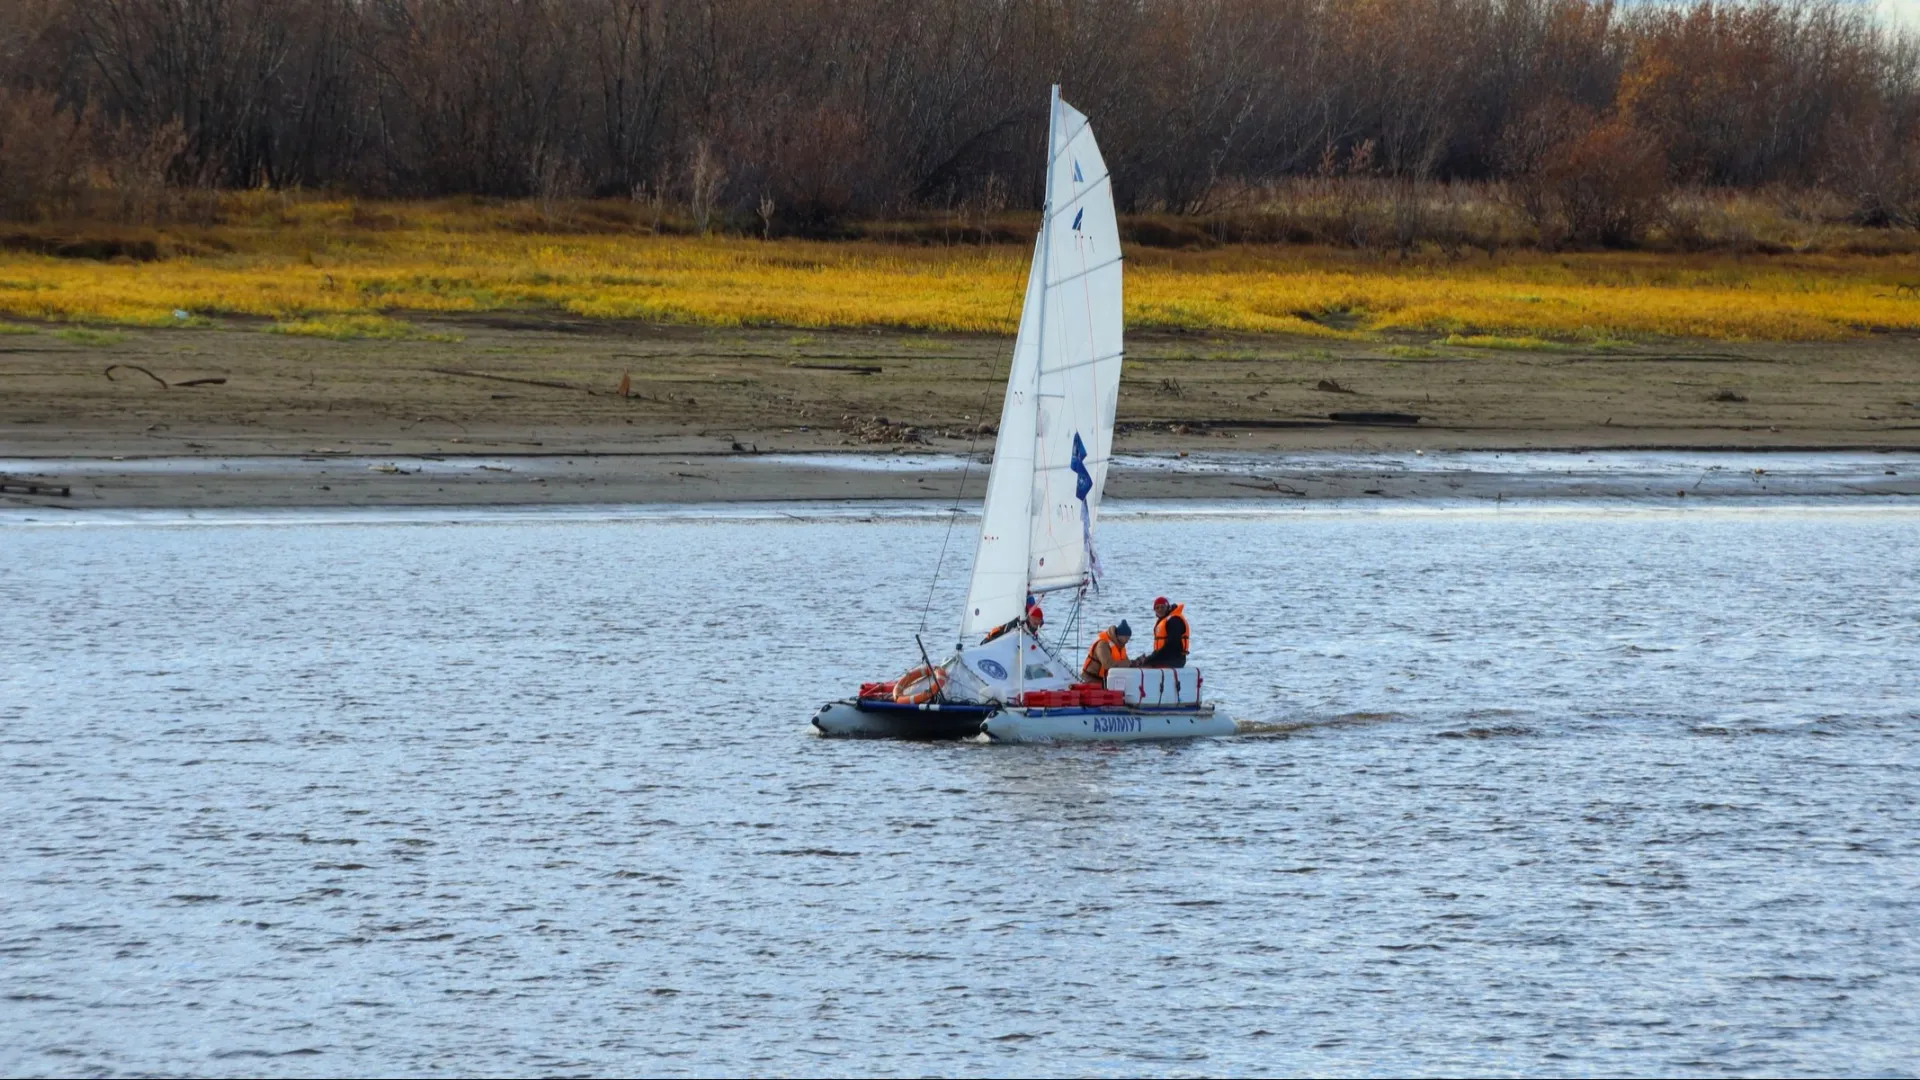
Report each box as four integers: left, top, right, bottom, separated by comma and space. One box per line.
1056, 587, 1086, 660
1080, 240, 1101, 434
1073, 232, 1106, 596
918, 252, 1027, 640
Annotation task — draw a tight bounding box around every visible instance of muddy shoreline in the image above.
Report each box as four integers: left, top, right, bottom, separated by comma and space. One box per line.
4, 448, 1915, 510
4, 317, 1918, 509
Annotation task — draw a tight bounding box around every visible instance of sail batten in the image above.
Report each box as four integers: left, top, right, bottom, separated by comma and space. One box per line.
1044, 177, 1114, 221
1048, 122, 1093, 165
1048, 258, 1124, 292
959, 86, 1122, 639
1037, 353, 1124, 379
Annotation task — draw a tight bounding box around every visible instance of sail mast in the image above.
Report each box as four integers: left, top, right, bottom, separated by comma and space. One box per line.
1014, 84, 1061, 696
960, 85, 1120, 640
1022, 83, 1059, 616
1032, 82, 1059, 468
956, 87, 1061, 641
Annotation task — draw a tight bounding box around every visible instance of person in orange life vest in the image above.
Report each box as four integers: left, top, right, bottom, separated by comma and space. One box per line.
982, 603, 1044, 645
1081, 620, 1133, 683
1139, 596, 1189, 668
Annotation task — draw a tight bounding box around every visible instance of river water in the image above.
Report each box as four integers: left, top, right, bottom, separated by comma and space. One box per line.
3, 502, 1917, 1076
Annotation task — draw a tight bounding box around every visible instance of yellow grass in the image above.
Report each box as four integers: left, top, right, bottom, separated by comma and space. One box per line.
1, 197, 1917, 342
269, 313, 457, 341
1435, 333, 1560, 350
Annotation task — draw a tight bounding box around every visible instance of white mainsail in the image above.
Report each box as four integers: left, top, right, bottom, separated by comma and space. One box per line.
960, 87, 1124, 639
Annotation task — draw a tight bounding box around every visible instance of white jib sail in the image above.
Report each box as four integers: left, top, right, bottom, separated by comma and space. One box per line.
960, 87, 1123, 639
1028, 92, 1123, 594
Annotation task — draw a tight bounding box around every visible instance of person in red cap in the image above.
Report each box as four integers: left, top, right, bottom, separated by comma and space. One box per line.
981, 603, 1044, 645
1139, 596, 1188, 668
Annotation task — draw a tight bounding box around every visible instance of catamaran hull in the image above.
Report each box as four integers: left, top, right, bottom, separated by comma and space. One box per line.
812, 700, 990, 740
813, 700, 1234, 743
982, 705, 1235, 743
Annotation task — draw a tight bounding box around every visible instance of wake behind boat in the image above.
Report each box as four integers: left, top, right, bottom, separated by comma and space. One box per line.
814, 87, 1232, 745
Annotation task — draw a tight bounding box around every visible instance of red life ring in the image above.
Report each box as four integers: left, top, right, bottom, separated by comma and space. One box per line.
893, 665, 948, 704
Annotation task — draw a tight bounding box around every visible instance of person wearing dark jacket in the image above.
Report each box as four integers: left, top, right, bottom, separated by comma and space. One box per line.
982, 603, 1044, 645
1139, 596, 1189, 668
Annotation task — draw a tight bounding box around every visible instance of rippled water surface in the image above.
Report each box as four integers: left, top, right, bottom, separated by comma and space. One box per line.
4, 506, 1918, 1077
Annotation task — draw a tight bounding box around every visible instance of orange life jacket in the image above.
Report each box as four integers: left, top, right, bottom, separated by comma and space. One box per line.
1154, 604, 1189, 655
1082, 629, 1128, 681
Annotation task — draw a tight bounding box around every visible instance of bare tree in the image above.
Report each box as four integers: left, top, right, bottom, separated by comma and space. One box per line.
685, 136, 725, 235
1, 0, 1916, 231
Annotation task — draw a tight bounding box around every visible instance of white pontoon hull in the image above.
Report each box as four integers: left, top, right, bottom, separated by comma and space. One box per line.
982, 705, 1234, 743
814, 699, 1235, 743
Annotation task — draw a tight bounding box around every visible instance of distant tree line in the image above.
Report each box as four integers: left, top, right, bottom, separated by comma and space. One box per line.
2, 0, 1918, 236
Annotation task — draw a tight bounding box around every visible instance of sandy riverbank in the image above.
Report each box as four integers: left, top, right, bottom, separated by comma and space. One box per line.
3, 318, 1918, 508
4, 450, 1915, 511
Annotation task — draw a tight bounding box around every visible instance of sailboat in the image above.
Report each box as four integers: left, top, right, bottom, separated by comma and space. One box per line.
812, 87, 1234, 744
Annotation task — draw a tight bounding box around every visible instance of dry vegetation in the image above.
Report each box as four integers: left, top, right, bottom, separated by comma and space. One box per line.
0, 193, 1917, 343
2, 1, 1919, 346
3, 0, 1920, 237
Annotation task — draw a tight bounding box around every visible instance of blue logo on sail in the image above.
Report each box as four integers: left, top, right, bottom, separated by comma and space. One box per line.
1071, 433, 1100, 586
1073, 159, 1083, 183
1071, 208, 1084, 231
1070, 433, 1093, 501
